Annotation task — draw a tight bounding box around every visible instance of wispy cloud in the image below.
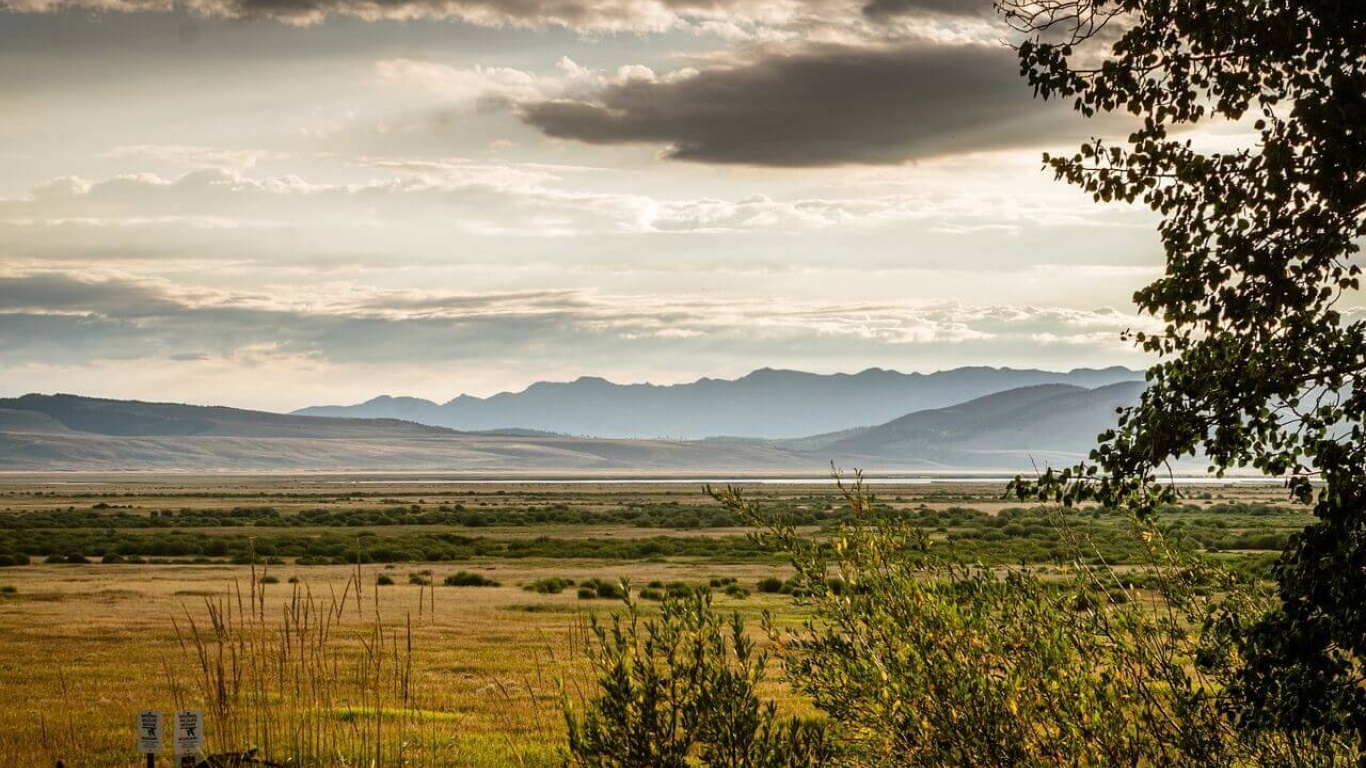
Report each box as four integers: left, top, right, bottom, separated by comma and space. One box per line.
104, 145, 288, 170
0, 271, 1155, 374
5, 0, 857, 35
0, 164, 1129, 246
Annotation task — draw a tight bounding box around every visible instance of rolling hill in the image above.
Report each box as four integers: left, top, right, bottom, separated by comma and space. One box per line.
783, 382, 1146, 469
0, 383, 1149, 472
0, 393, 458, 439
0, 393, 814, 472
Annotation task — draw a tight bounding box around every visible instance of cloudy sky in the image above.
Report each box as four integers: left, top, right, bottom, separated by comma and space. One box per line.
0, 0, 1208, 410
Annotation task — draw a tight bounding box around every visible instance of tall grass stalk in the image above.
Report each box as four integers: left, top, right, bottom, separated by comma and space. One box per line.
170, 568, 452, 766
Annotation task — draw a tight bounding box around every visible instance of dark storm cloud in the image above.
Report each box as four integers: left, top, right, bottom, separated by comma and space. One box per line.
861, 0, 992, 20
519, 43, 1089, 167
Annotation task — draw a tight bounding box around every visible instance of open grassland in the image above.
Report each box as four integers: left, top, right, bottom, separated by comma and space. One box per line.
0, 475, 1306, 767
0, 559, 803, 767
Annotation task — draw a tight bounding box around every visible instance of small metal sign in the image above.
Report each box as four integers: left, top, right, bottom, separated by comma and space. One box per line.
137, 710, 163, 755
173, 709, 203, 756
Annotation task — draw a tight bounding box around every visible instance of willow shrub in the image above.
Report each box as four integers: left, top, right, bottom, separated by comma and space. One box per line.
566, 474, 1358, 766
563, 585, 833, 768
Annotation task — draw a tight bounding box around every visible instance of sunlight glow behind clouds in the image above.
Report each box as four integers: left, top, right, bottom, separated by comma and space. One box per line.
0, 0, 1190, 407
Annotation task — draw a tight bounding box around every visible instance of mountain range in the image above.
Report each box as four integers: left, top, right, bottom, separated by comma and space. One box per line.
294, 366, 1143, 439
0, 380, 1147, 472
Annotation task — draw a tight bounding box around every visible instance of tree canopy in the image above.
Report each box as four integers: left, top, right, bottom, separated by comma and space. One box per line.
1001, 0, 1366, 742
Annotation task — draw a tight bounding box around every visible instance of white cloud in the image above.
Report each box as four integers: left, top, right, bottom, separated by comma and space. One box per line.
0, 165, 1134, 245
0, 268, 1153, 361
105, 145, 287, 171
374, 56, 686, 113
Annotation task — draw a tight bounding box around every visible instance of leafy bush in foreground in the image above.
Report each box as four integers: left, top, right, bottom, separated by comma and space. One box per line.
564, 590, 832, 768
569, 475, 1361, 765
729, 477, 1361, 765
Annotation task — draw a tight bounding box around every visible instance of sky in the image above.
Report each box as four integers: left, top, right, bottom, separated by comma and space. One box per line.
0, 0, 1227, 411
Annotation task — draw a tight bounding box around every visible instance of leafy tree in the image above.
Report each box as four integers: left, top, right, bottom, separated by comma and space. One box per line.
999, 0, 1366, 744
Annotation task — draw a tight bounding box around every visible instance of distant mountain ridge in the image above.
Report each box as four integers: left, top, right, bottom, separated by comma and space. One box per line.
0, 382, 1149, 472
783, 382, 1147, 469
294, 366, 1144, 439
0, 393, 458, 439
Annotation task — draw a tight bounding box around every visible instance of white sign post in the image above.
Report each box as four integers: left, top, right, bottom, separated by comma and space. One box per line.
138, 710, 163, 767
173, 709, 204, 768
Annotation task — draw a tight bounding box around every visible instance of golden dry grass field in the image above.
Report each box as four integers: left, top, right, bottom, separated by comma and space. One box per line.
0, 559, 799, 767
0, 475, 1297, 767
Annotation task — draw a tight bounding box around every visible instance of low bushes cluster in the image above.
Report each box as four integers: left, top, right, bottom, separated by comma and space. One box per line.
0, 529, 773, 565
1, 501, 1304, 580
524, 576, 576, 594
577, 578, 625, 600
443, 571, 500, 587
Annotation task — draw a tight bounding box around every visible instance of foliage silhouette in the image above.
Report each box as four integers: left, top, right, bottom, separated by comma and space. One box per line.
999, 0, 1366, 744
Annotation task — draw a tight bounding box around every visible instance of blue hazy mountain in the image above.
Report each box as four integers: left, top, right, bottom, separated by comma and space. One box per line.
0, 381, 1147, 471
295, 366, 1143, 439
779, 382, 1147, 469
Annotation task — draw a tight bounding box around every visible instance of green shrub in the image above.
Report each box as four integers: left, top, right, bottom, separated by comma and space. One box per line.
101, 553, 126, 564
525, 576, 574, 594
596, 581, 622, 599
574, 578, 625, 600
444, 571, 500, 587
408, 572, 431, 586
688, 477, 1360, 765
564, 592, 833, 768
664, 581, 704, 599
376, 574, 395, 586
755, 577, 784, 594
259, 575, 280, 585
0, 585, 16, 595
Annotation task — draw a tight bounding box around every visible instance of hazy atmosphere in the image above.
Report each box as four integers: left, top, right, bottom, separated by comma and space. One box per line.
0, 0, 1219, 411
3, 4, 1361, 766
